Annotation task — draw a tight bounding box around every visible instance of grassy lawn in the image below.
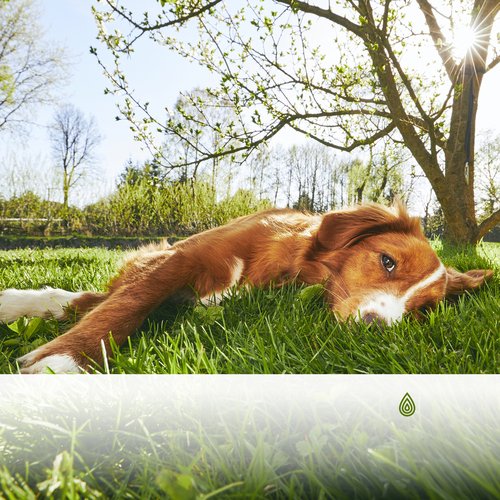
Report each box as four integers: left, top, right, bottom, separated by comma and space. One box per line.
0, 242, 499, 498
0, 241, 498, 374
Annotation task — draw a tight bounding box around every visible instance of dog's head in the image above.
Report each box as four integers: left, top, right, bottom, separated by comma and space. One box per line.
313, 202, 493, 325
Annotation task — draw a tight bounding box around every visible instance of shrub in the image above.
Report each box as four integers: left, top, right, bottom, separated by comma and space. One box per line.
83, 179, 271, 236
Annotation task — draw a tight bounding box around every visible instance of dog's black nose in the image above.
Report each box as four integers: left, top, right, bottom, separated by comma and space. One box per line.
362, 312, 386, 326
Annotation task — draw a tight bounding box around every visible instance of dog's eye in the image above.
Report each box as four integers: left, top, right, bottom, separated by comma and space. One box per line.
419, 302, 435, 314
381, 254, 396, 273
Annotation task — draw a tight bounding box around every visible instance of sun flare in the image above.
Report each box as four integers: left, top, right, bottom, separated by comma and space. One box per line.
452, 25, 478, 60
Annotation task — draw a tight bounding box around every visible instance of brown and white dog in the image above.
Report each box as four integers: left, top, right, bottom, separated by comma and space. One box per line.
0, 202, 492, 373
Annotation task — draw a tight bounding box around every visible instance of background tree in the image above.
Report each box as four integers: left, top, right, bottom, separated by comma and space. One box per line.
287, 143, 338, 211
475, 130, 500, 220
0, 153, 47, 199
246, 145, 273, 202
93, 0, 500, 244
164, 88, 242, 193
49, 105, 101, 226
343, 141, 410, 205
0, 0, 64, 132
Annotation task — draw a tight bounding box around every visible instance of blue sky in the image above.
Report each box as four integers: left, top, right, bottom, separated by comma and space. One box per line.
1, 1, 499, 205
35, 0, 215, 184
0, 0, 217, 200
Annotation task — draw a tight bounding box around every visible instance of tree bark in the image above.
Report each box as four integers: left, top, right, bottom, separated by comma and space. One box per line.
438, 0, 498, 244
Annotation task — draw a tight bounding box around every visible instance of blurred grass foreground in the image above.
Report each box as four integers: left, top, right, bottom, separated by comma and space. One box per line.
0, 376, 499, 499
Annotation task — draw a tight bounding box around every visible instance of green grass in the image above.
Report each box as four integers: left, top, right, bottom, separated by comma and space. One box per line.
0, 243, 499, 498
0, 242, 498, 374
0, 381, 499, 500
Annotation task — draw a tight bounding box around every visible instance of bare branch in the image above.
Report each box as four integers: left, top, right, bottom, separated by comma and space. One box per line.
0, 0, 64, 133
415, 0, 458, 81
289, 121, 397, 152
477, 209, 500, 239
485, 54, 500, 72
275, 0, 365, 38
50, 105, 101, 210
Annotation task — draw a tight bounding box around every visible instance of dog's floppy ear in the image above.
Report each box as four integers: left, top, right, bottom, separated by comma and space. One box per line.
445, 268, 493, 296
316, 202, 422, 250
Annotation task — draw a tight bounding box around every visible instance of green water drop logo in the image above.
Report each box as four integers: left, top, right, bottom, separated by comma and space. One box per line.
399, 392, 416, 417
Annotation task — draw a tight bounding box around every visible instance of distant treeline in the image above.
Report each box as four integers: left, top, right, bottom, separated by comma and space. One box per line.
1, 168, 497, 242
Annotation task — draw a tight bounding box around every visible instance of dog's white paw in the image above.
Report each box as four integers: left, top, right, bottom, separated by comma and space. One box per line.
0, 287, 84, 323
18, 349, 81, 374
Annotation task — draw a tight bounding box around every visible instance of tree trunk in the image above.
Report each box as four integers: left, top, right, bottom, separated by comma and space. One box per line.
311, 159, 318, 210
437, 1, 493, 245
356, 186, 363, 204
62, 170, 70, 232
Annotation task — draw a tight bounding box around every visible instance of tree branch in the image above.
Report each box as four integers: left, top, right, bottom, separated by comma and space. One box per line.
485, 54, 500, 72
104, 0, 224, 32
289, 120, 397, 152
275, 0, 365, 38
415, 0, 458, 81
351, 6, 445, 189
477, 209, 500, 239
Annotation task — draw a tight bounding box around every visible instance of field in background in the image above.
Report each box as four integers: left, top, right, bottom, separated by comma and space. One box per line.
0, 242, 498, 375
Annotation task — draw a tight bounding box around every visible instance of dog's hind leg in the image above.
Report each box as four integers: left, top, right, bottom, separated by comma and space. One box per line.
17, 250, 195, 373
17, 247, 244, 373
0, 288, 106, 324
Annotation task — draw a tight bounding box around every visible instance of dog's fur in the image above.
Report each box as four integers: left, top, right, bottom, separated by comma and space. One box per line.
0, 202, 492, 373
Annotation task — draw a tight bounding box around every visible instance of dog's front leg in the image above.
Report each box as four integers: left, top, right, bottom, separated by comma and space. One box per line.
18, 251, 195, 373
